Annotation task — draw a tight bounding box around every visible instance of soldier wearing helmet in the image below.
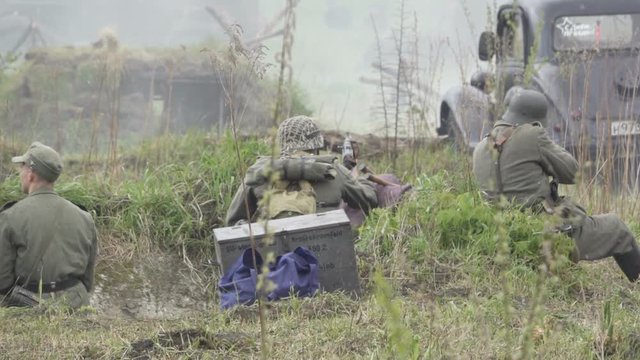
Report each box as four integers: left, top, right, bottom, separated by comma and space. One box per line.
225, 116, 378, 226
473, 89, 640, 282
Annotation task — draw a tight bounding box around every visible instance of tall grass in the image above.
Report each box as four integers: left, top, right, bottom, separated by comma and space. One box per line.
1, 135, 640, 357
0, 132, 269, 259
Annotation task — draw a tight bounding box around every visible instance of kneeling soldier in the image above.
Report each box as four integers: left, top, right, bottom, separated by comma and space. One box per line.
473, 89, 640, 282
226, 115, 378, 225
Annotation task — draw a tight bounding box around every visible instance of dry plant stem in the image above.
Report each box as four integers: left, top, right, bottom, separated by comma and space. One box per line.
108, 61, 121, 176
392, 0, 406, 171
494, 204, 515, 358
272, 0, 296, 126
410, 12, 419, 172
87, 62, 107, 170
207, 41, 269, 357
256, 0, 300, 39
163, 62, 175, 138
515, 264, 547, 360
52, 67, 62, 152
231, 97, 269, 360
370, 15, 391, 158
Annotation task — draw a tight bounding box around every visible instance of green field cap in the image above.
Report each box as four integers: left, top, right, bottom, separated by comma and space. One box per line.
12, 142, 63, 182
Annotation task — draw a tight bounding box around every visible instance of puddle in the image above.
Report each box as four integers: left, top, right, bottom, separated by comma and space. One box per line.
90, 254, 217, 319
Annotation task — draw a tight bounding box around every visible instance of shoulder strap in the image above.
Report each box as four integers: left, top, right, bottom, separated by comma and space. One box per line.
488, 125, 518, 194
493, 125, 517, 150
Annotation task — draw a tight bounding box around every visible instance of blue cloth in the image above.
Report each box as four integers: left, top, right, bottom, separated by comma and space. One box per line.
219, 246, 319, 309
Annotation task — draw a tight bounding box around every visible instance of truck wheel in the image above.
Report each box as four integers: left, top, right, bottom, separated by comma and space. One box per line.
446, 112, 466, 151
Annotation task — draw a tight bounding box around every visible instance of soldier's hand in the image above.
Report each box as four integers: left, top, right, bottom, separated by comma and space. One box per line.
343, 155, 357, 170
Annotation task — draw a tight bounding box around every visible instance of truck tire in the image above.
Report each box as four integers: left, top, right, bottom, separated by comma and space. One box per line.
446, 111, 466, 152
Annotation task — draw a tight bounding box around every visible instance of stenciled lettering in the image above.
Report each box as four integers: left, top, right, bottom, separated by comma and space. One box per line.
290, 229, 343, 243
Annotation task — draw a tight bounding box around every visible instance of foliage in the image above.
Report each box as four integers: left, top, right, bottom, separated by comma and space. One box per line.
0, 132, 269, 258
373, 271, 420, 359
359, 170, 574, 271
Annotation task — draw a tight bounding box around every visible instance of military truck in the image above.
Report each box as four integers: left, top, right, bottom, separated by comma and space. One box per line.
438, 0, 640, 187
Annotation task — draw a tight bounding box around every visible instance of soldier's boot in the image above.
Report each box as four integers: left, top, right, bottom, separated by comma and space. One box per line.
613, 243, 640, 282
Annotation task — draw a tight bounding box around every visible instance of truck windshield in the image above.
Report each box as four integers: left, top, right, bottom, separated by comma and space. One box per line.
553, 14, 640, 51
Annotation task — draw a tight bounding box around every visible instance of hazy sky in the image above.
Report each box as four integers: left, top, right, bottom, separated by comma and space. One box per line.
259, 0, 491, 133
0, 0, 492, 134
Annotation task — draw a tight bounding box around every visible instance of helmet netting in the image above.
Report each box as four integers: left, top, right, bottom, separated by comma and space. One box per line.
277, 116, 324, 155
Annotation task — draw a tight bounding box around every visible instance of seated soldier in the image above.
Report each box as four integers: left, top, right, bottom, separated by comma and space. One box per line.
0, 142, 98, 308
225, 115, 378, 225
472, 89, 640, 282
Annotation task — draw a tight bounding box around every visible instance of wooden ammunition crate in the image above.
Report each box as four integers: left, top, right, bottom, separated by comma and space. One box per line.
213, 210, 359, 292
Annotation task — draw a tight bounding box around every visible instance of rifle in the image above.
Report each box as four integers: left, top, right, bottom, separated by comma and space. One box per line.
339, 135, 400, 187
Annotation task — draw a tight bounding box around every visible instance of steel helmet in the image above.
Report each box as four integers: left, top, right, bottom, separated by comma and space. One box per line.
277, 116, 324, 155
503, 86, 525, 107
502, 89, 548, 127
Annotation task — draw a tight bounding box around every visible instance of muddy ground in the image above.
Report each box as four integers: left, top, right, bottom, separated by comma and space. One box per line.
91, 253, 216, 319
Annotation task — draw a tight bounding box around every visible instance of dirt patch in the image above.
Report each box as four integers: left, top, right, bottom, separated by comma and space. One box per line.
219, 292, 362, 324
90, 253, 215, 319
126, 329, 255, 359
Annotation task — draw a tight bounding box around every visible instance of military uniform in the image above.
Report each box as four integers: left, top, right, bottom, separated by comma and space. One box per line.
473, 89, 640, 281
0, 142, 98, 308
225, 116, 378, 226
225, 155, 378, 225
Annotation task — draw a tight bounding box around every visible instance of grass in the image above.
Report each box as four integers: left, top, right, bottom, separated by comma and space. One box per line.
1, 135, 640, 358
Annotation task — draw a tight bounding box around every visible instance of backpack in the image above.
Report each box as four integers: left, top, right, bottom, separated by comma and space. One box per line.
218, 247, 320, 309
261, 179, 317, 220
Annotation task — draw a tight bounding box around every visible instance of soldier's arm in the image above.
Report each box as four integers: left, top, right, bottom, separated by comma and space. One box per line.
243, 157, 271, 186
536, 127, 579, 184
336, 164, 378, 214
245, 156, 337, 185
225, 184, 258, 226
82, 222, 98, 292
0, 216, 17, 292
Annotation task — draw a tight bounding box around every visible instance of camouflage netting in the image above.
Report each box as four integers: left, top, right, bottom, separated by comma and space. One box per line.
277, 115, 324, 155
0, 45, 274, 154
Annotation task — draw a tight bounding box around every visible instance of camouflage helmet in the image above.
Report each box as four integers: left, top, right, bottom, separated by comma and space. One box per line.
502, 89, 548, 127
277, 115, 324, 155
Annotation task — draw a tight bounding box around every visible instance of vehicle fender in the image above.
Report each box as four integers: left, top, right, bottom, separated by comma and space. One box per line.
438, 85, 493, 149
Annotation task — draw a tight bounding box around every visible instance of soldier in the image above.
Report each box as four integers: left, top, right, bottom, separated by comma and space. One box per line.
225, 115, 378, 226
0, 142, 98, 308
473, 89, 640, 282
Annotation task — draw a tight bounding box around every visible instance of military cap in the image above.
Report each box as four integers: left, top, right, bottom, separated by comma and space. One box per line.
502, 89, 548, 127
12, 142, 63, 182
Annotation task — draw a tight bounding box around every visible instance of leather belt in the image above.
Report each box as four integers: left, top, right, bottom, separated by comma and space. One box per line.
22, 277, 81, 293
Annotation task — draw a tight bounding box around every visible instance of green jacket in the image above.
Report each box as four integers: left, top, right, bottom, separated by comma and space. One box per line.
0, 188, 98, 308
472, 121, 579, 207
225, 155, 378, 226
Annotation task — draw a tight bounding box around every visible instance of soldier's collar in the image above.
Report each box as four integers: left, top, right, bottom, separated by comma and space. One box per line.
28, 187, 56, 197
